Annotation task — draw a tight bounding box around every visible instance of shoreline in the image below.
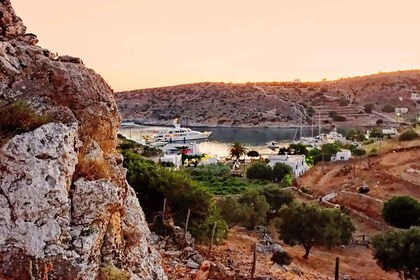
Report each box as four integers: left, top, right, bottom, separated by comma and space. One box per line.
122, 120, 379, 129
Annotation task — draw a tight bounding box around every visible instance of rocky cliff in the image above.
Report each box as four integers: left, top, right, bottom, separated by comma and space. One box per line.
0, 1, 166, 279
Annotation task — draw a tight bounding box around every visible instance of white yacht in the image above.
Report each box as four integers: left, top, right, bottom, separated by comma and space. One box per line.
151, 120, 212, 143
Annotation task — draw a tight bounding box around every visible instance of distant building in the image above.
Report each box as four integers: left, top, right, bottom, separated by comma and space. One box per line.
382, 128, 398, 136
331, 150, 352, 161
267, 154, 308, 177
411, 92, 420, 101
160, 154, 182, 170
395, 107, 409, 114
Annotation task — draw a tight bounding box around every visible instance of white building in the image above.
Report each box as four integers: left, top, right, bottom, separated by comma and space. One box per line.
267, 154, 308, 177
331, 150, 352, 161
382, 128, 398, 136
411, 92, 420, 101
160, 154, 182, 170
395, 107, 409, 114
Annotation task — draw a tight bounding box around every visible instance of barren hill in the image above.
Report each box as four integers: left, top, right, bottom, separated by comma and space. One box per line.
116, 70, 420, 127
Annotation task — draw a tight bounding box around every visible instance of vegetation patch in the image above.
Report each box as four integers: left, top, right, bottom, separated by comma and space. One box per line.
0, 100, 53, 145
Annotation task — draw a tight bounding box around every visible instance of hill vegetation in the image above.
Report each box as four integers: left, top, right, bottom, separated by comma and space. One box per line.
116, 70, 420, 127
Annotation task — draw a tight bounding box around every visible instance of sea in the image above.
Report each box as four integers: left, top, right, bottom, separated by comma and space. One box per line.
118, 124, 348, 158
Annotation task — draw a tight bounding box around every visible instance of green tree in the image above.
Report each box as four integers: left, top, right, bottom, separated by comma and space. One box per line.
382, 196, 420, 229
271, 162, 293, 182
229, 141, 248, 160
247, 150, 260, 158
370, 127, 383, 138
346, 128, 363, 141
277, 203, 355, 258
246, 162, 272, 180
259, 186, 294, 211
372, 227, 420, 279
217, 197, 249, 228
287, 143, 309, 156
238, 190, 270, 229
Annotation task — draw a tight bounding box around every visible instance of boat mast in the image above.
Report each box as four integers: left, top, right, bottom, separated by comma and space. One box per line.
318, 111, 321, 136
311, 115, 314, 138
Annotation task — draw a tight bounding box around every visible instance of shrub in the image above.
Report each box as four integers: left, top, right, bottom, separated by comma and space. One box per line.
333, 115, 347, 122
364, 103, 375, 113
271, 163, 293, 182
238, 190, 270, 229
259, 186, 294, 211
121, 149, 212, 228
217, 197, 250, 228
75, 156, 112, 181
246, 162, 272, 180
399, 129, 419, 141
338, 98, 350, 106
271, 249, 293, 266
99, 264, 130, 280
190, 205, 228, 245
0, 100, 53, 145
382, 196, 420, 228
351, 148, 366, 157
382, 104, 395, 113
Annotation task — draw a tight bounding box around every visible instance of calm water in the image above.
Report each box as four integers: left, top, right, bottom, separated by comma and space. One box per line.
119, 125, 348, 158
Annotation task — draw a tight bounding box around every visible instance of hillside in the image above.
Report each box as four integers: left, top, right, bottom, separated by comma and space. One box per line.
116, 70, 420, 127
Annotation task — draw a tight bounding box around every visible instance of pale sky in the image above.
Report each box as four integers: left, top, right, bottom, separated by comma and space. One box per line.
12, 0, 420, 91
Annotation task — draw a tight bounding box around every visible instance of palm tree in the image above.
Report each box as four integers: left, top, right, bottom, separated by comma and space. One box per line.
229, 141, 247, 160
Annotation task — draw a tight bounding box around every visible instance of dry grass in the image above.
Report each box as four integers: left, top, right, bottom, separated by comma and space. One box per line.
0, 100, 53, 146
98, 264, 130, 280
75, 156, 112, 181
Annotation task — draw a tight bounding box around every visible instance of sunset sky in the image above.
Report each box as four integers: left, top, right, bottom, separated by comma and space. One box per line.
12, 0, 420, 91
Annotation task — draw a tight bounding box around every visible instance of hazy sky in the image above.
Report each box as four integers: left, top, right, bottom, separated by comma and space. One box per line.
12, 0, 420, 91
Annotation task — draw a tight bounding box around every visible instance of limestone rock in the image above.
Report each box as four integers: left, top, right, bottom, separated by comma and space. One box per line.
0, 1, 166, 279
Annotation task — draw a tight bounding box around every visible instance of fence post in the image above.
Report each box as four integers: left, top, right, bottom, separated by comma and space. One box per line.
251, 243, 257, 280
335, 256, 340, 280
162, 198, 167, 224
183, 209, 191, 248
208, 222, 217, 256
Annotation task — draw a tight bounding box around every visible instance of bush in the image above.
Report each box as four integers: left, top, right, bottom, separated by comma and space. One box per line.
272, 163, 293, 182
338, 98, 350, 106
351, 148, 366, 157
399, 129, 419, 141
382, 104, 395, 113
0, 100, 53, 145
246, 162, 272, 180
238, 190, 270, 229
190, 205, 228, 245
121, 149, 212, 226
217, 197, 249, 228
259, 186, 294, 211
271, 249, 293, 266
382, 196, 420, 228
99, 264, 130, 280
333, 115, 347, 122
364, 103, 375, 113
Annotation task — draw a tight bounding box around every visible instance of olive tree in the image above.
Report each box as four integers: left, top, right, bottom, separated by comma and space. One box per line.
277, 203, 355, 258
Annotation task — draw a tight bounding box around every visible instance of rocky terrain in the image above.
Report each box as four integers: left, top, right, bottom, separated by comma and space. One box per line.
0, 1, 166, 279
116, 71, 420, 128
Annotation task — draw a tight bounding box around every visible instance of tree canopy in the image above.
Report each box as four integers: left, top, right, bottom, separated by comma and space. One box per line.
372, 227, 420, 279
277, 203, 355, 258
382, 196, 420, 229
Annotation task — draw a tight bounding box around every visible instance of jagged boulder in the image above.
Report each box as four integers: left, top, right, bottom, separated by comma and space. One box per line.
0, 0, 166, 279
